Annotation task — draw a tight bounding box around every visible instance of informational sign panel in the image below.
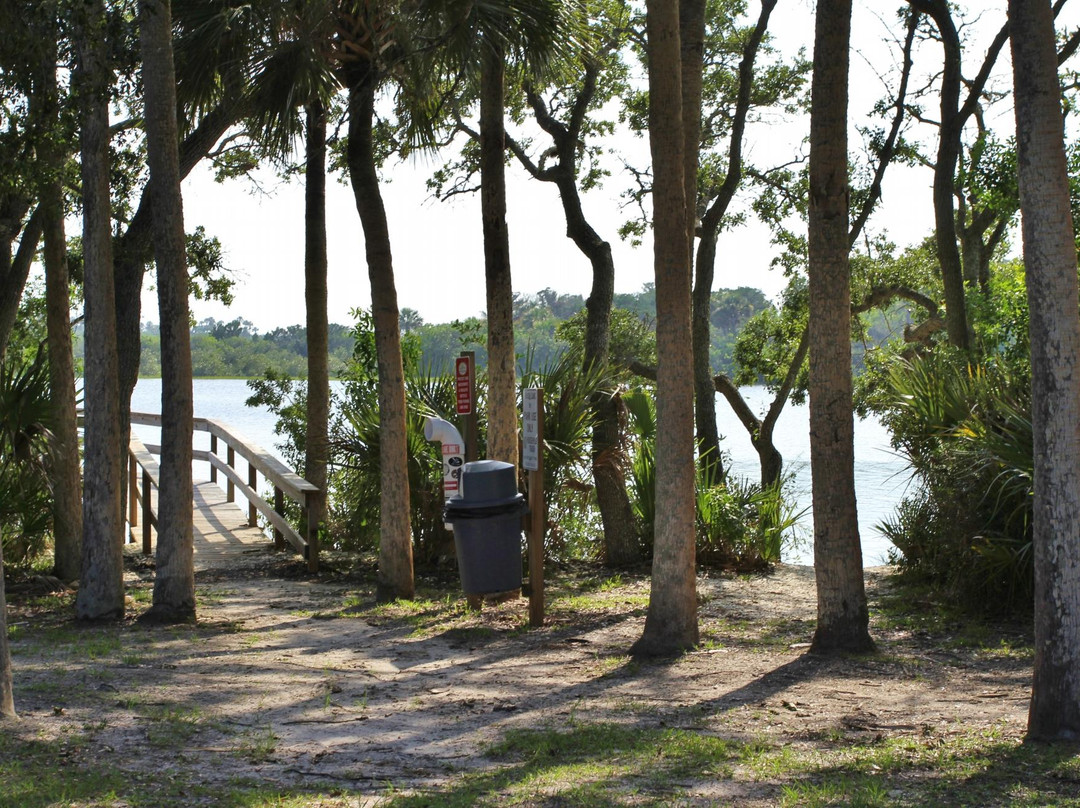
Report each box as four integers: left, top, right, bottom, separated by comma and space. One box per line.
455, 356, 473, 414
442, 443, 463, 494
523, 388, 540, 472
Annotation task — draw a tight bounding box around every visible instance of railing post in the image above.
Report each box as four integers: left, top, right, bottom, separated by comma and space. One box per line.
248, 463, 258, 527
306, 491, 320, 573
273, 486, 284, 551
209, 434, 218, 484
142, 468, 153, 554
129, 454, 139, 529
227, 445, 235, 502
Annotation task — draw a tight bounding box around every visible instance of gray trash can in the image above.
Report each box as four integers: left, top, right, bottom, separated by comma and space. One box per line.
444, 460, 527, 595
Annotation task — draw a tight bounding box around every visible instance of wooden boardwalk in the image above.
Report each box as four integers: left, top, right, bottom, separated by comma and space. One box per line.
190, 480, 277, 567
126, 413, 320, 571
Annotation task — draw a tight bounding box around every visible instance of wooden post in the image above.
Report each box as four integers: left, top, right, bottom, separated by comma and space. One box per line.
523, 388, 545, 627
273, 486, 285, 550
209, 434, 218, 484
128, 454, 139, 529
227, 445, 235, 502
458, 351, 479, 463
142, 469, 152, 554
306, 492, 320, 573
248, 463, 258, 527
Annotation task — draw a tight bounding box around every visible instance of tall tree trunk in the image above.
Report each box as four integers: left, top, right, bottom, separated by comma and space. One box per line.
692, 0, 775, 485
1010, 0, 1080, 742
632, 0, 699, 657
140, 0, 195, 622
519, 78, 641, 566
806, 0, 873, 654
0, 538, 13, 719
347, 73, 414, 602
44, 182, 82, 583
480, 41, 518, 469
38, 26, 82, 583
75, 0, 125, 622
305, 100, 330, 541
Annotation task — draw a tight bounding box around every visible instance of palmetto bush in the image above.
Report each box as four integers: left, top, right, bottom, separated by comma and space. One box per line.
0, 356, 54, 566
624, 388, 798, 570
878, 350, 1034, 612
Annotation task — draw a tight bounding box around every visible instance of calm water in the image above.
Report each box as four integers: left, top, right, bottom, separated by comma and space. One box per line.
131, 379, 910, 566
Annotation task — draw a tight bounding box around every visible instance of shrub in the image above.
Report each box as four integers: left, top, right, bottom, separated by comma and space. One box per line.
0, 356, 54, 567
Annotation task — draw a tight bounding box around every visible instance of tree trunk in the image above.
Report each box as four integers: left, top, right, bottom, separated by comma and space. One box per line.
583, 251, 640, 567
1009, 0, 1080, 742
520, 77, 641, 566
912, 0, 969, 349
44, 180, 82, 583
0, 207, 43, 363
806, 0, 873, 654
0, 538, 14, 719
74, 0, 125, 622
691, 0, 775, 486
480, 41, 518, 469
305, 100, 330, 540
347, 73, 414, 602
140, 0, 195, 622
632, 0, 699, 657
39, 28, 82, 583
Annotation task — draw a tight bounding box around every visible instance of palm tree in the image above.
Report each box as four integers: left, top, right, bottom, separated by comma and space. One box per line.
139, 0, 196, 623
74, 0, 126, 622
631, 0, 699, 657
339, 1, 416, 600
805, 0, 872, 654
1009, 0, 1080, 741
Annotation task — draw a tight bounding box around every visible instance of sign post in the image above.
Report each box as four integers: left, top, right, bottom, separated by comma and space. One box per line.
456, 352, 478, 463
522, 387, 545, 627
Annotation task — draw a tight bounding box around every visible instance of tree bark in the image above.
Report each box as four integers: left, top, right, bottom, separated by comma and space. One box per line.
305, 100, 330, 542
0, 207, 43, 363
37, 26, 82, 583
1009, 0, 1080, 742
806, 0, 873, 654
632, 0, 699, 657
518, 77, 642, 567
0, 537, 14, 719
692, 0, 775, 486
140, 0, 195, 622
74, 0, 125, 622
481, 42, 518, 470
347, 72, 414, 602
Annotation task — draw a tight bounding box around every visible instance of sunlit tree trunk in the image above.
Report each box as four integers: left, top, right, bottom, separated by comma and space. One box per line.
305, 99, 329, 540
140, 0, 195, 622
75, 0, 125, 622
807, 0, 873, 654
481, 41, 518, 470
1009, 0, 1080, 742
632, 0, 699, 657
346, 70, 414, 602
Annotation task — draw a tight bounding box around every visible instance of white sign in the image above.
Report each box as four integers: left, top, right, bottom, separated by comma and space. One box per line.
522, 388, 540, 471
442, 443, 463, 494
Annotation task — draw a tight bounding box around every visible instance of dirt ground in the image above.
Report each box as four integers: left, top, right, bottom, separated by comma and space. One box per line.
5, 549, 1035, 805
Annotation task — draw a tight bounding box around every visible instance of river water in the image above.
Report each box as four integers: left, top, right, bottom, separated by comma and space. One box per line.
131, 379, 911, 566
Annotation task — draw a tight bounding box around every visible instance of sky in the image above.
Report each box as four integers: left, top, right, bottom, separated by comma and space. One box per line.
143, 0, 1026, 333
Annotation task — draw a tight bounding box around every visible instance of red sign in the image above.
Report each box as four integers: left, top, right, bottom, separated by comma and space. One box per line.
455, 356, 473, 414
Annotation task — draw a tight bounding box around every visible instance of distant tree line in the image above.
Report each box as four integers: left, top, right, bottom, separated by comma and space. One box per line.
127, 285, 771, 379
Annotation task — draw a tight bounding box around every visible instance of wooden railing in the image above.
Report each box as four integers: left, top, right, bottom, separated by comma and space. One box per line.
126, 412, 321, 572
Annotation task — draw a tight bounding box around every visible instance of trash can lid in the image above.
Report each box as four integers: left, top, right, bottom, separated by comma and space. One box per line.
458, 460, 519, 506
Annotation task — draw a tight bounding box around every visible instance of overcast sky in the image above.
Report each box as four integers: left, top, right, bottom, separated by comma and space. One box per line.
146, 0, 1037, 333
